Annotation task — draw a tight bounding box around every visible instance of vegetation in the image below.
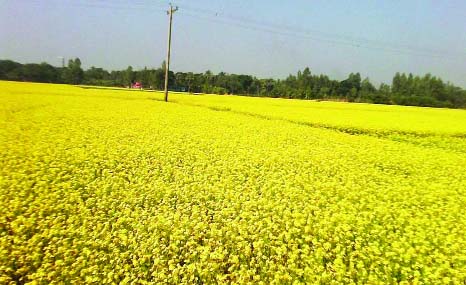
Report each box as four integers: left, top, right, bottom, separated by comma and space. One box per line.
1, 59, 465, 109
1, 81, 466, 284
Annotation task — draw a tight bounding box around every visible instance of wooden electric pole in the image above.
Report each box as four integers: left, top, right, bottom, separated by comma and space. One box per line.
164, 4, 178, 102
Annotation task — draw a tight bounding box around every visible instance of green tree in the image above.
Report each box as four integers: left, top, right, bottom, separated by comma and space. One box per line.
63, 58, 84, 84
373, 83, 391, 104
124, 66, 134, 87
360, 77, 376, 102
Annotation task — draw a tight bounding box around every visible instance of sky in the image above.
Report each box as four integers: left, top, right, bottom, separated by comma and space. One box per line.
1, 0, 466, 87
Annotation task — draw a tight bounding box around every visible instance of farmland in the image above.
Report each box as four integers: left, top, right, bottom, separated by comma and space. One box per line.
1, 81, 466, 284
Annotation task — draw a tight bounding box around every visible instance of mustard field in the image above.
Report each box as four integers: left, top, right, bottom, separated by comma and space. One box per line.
1, 81, 466, 284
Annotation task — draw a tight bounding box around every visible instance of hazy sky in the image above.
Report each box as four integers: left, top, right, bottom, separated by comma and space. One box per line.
1, 0, 466, 87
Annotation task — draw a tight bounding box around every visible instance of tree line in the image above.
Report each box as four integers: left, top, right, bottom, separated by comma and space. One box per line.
1, 58, 465, 108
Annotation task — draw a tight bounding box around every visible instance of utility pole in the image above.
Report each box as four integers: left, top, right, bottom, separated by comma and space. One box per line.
164, 4, 178, 102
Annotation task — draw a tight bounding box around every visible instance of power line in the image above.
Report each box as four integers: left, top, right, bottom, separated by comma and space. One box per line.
177, 11, 456, 60
155, 2, 460, 59
154, 0, 465, 59
21, 0, 466, 59
25, 0, 167, 13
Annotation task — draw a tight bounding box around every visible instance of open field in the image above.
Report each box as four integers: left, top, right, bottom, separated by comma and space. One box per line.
1, 81, 466, 284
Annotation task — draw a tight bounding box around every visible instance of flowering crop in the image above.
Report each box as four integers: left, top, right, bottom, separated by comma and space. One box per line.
1, 81, 466, 284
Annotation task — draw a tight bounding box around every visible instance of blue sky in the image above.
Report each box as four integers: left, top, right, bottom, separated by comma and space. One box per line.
1, 0, 466, 87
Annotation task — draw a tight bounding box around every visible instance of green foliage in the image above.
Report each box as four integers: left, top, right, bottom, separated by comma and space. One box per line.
124, 66, 134, 87
0, 61, 60, 83
1, 59, 465, 108
0, 60, 22, 79
84, 67, 110, 84
62, 58, 84, 85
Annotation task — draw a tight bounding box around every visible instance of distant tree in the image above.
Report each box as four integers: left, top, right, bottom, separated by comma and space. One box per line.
347, 87, 357, 102
2, 57, 465, 109
124, 66, 134, 87
339, 73, 361, 100
373, 83, 391, 104
0, 60, 22, 79
85, 66, 109, 81
84, 66, 111, 85
392, 72, 402, 95
360, 77, 376, 102
147, 62, 174, 90
204, 70, 213, 85
138, 67, 152, 88
63, 58, 84, 84
3, 62, 59, 83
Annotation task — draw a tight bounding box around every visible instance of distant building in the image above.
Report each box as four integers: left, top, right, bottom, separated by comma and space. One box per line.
132, 82, 142, 89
